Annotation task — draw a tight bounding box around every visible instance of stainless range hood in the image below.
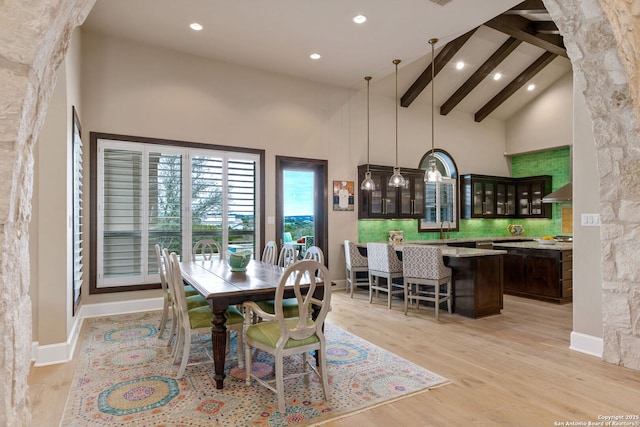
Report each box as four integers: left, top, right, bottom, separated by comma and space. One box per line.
542, 146, 573, 203
542, 182, 572, 203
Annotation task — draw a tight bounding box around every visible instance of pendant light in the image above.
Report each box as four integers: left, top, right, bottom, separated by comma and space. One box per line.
388, 59, 405, 187
425, 38, 443, 183
360, 76, 375, 190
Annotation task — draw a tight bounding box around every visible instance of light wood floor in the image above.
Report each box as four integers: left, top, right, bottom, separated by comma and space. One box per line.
29, 291, 640, 426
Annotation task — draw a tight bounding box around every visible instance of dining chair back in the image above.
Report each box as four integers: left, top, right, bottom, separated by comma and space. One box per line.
165, 250, 244, 378
155, 244, 202, 342
303, 245, 324, 264
366, 242, 405, 309
192, 239, 224, 261
261, 240, 278, 265
344, 240, 369, 298
402, 245, 452, 320
277, 243, 298, 267
243, 259, 331, 412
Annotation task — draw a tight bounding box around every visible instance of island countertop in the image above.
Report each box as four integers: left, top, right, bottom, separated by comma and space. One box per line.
491, 241, 573, 251
399, 244, 507, 258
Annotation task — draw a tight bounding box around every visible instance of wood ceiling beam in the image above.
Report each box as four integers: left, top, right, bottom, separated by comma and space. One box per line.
484, 15, 567, 58
440, 37, 522, 116
400, 28, 476, 108
474, 51, 557, 122
503, 0, 547, 14
532, 21, 560, 34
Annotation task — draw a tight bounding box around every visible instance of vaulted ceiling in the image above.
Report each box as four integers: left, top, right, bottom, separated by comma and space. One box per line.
82, 0, 572, 122
401, 0, 570, 121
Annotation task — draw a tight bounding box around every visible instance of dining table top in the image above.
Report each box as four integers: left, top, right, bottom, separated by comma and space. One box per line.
179, 258, 290, 299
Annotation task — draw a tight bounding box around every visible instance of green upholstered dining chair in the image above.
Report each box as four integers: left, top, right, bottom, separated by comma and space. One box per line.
255, 243, 308, 319
155, 244, 207, 342
261, 240, 278, 265
303, 245, 324, 263
277, 243, 297, 267
192, 239, 224, 261
165, 250, 244, 378
243, 260, 331, 413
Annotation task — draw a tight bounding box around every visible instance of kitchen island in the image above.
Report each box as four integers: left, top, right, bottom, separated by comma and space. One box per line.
437, 246, 506, 318
491, 241, 572, 303
379, 244, 507, 319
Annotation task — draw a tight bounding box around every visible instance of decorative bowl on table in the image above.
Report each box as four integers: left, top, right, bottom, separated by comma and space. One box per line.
227, 249, 252, 271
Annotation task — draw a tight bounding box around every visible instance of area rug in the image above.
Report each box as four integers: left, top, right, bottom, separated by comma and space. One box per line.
60, 311, 448, 426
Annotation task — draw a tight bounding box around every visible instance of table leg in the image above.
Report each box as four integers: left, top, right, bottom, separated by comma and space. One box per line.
211, 308, 228, 389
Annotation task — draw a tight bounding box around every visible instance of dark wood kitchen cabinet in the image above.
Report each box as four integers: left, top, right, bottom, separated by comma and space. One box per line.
493, 245, 572, 303
358, 164, 424, 219
516, 176, 552, 218
461, 174, 551, 219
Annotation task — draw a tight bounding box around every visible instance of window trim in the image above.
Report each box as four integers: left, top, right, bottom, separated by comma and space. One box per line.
417, 149, 460, 233
89, 132, 265, 294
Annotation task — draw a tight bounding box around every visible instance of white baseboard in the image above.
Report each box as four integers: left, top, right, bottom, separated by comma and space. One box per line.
331, 279, 347, 290
32, 297, 163, 366
570, 331, 603, 358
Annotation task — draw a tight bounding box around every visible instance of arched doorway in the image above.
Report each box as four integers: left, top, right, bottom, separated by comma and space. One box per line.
1, 1, 639, 424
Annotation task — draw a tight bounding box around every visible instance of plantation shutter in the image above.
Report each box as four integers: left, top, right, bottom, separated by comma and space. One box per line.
72, 117, 83, 312
191, 155, 224, 254
101, 147, 144, 283
228, 158, 257, 251
148, 151, 183, 275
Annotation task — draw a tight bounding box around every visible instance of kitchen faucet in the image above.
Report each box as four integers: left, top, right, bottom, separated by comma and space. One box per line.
440, 220, 451, 240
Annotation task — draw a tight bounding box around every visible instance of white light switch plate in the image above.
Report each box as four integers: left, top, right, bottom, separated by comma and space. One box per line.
267, 216, 275, 225
581, 213, 600, 226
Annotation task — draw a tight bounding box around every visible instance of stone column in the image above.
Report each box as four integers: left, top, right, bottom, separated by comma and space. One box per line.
544, 0, 640, 369
0, 1, 95, 425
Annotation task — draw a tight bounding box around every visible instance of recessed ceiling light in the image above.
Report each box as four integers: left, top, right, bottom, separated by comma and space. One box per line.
493, 72, 502, 81
455, 61, 465, 70
353, 14, 367, 24
310, 53, 321, 60
190, 23, 203, 31
527, 84, 536, 91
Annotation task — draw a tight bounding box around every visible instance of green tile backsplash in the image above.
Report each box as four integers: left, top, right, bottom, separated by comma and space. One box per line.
358, 147, 571, 242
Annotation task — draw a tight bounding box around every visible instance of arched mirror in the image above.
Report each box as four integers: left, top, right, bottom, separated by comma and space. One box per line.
418, 149, 459, 233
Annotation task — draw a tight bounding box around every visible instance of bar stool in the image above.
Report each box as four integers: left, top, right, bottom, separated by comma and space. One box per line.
402, 245, 452, 320
366, 242, 405, 309
344, 240, 369, 298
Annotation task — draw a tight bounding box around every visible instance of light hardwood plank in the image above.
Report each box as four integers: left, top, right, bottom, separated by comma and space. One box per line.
28, 292, 640, 426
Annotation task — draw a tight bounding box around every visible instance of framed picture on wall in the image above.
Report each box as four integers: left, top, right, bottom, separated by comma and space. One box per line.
333, 180, 354, 211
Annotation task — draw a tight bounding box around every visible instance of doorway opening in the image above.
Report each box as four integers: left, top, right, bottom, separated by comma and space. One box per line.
276, 156, 328, 265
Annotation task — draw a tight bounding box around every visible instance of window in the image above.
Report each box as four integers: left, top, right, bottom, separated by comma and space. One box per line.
90, 133, 264, 293
72, 107, 83, 315
418, 150, 459, 233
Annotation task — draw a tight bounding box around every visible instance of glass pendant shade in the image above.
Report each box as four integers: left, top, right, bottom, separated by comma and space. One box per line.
361, 76, 375, 191
388, 59, 404, 187
389, 167, 406, 187
424, 38, 439, 183
361, 170, 375, 190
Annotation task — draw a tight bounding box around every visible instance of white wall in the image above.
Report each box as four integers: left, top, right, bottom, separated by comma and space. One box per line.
505, 71, 573, 155
572, 81, 603, 351
504, 69, 603, 353
78, 30, 510, 305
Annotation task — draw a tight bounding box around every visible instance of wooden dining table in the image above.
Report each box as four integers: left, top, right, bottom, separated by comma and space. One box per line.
179, 258, 324, 389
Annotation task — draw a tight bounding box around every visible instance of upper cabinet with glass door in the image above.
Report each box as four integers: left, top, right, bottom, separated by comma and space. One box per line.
461, 174, 551, 219
357, 164, 422, 219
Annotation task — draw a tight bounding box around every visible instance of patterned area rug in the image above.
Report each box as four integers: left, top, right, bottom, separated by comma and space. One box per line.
60, 311, 448, 426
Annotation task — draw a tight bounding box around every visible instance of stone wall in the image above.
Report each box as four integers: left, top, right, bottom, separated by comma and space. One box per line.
544, 0, 640, 369
0, 1, 95, 425
0, 0, 638, 425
